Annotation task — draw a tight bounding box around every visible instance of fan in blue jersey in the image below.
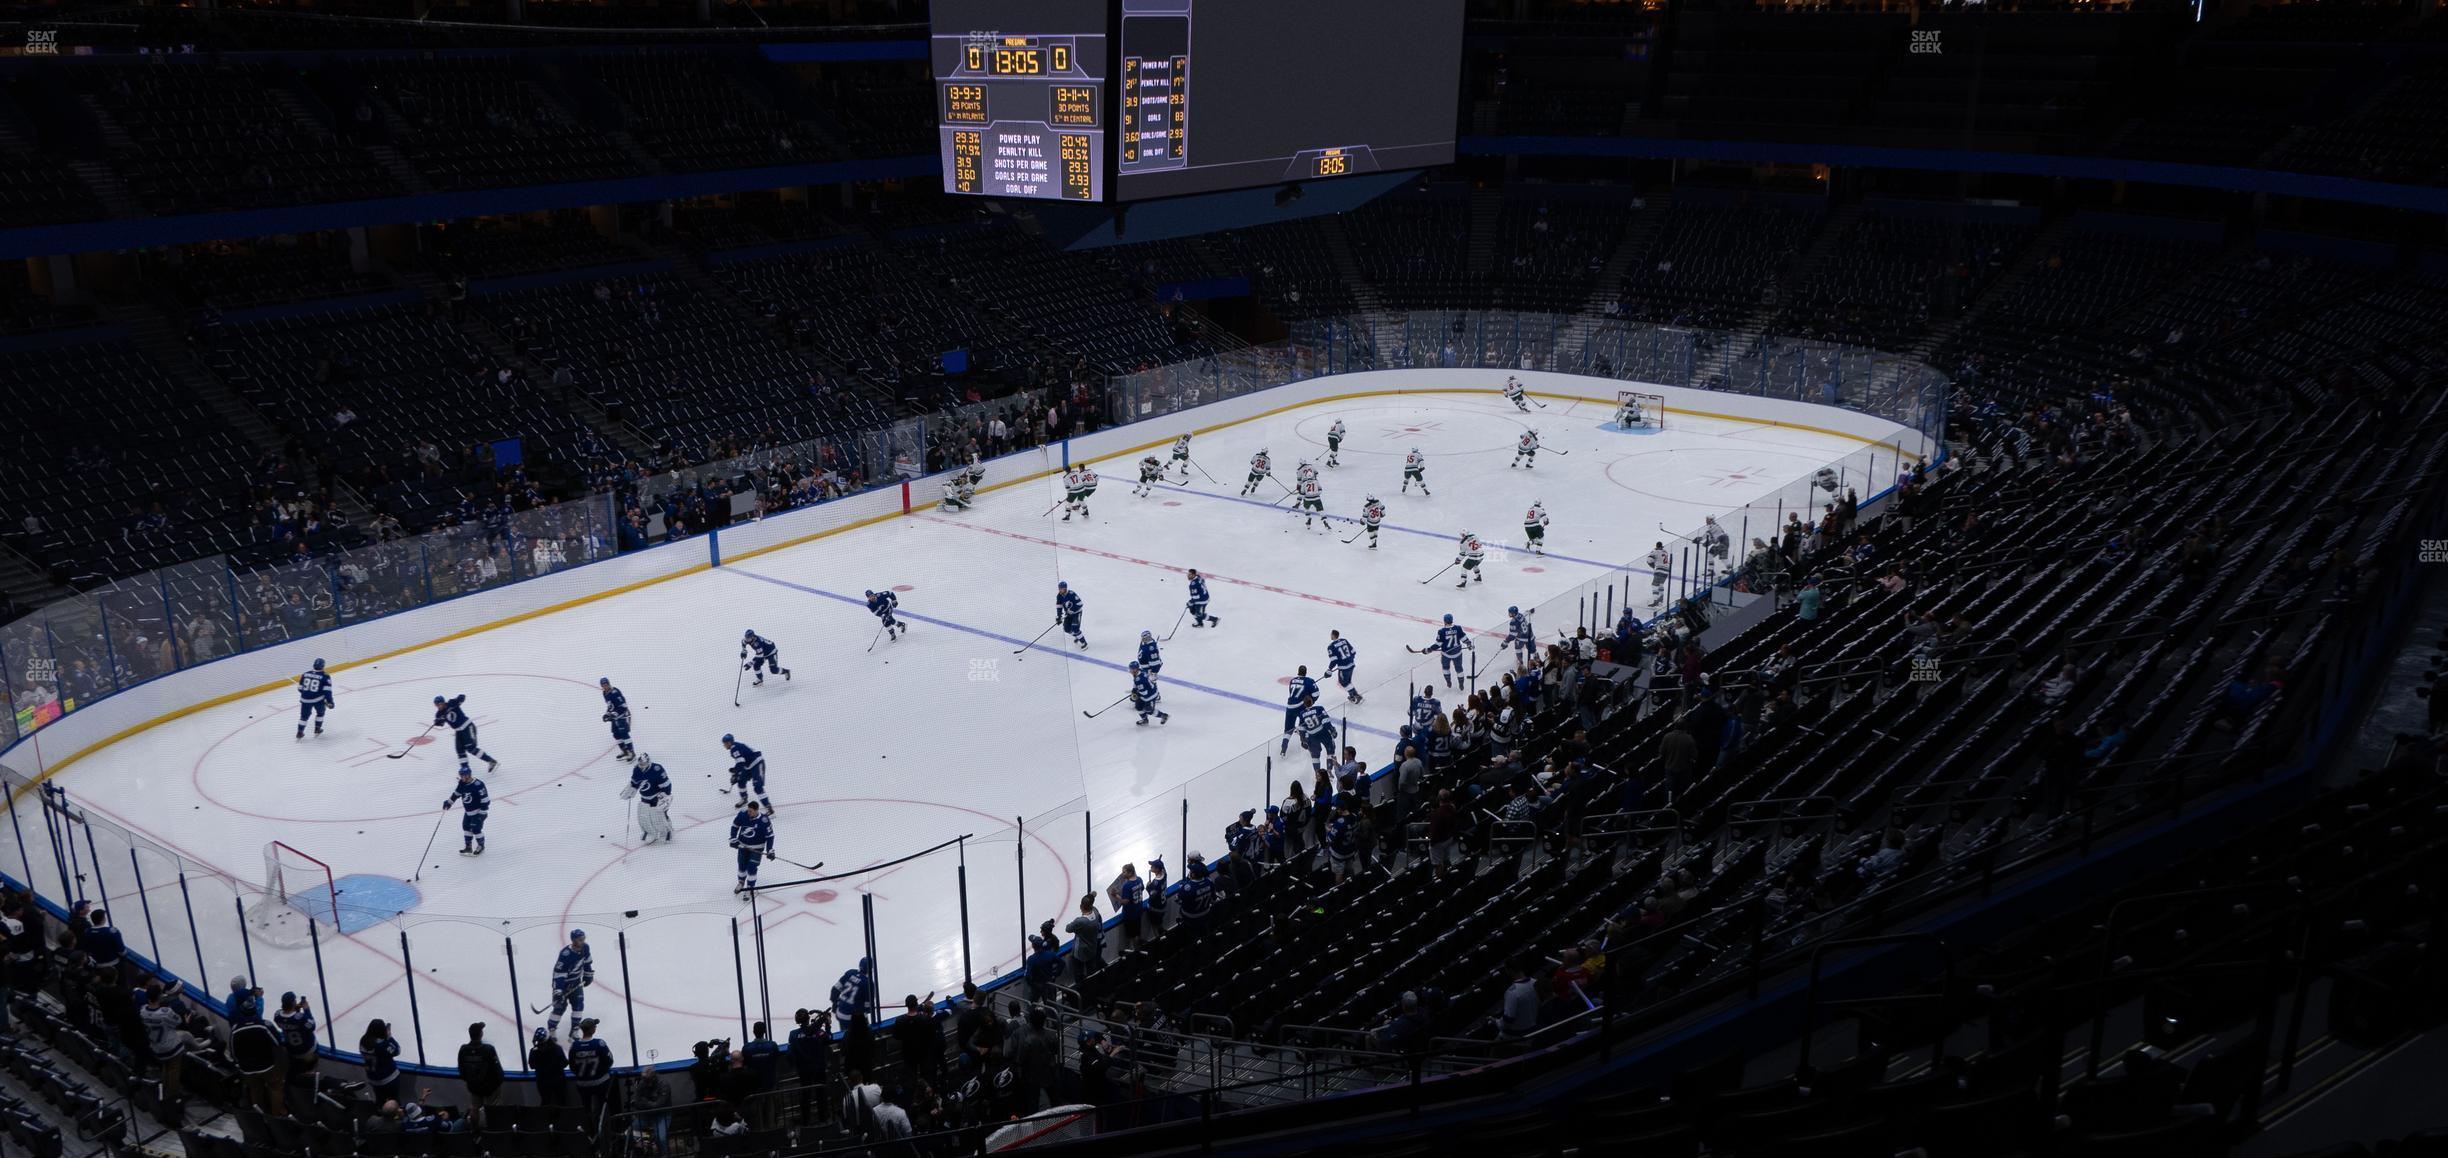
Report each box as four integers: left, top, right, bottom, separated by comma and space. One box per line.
1135, 631, 1163, 676
1185, 569, 1219, 629
296, 659, 334, 740
1175, 858, 1218, 927
1129, 662, 1169, 727
729, 801, 775, 895
1418, 614, 1473, 689
545, 929, 593, 1038
1325, 631, 1362, 705
741, 630, 791, 686
567, 1020, 614, 1121
1409, 687, 1443, 733
1503, 606, 1537, 667
1280, 666, 1318, 753
722, 734, 772, 813
864, 590, 905, 642
1325, 800, 1360, 884
598, 678, 635, 763
432, 694, 499, 774
620, 753, 674, 843
1054, 582, 1087, 650
1294, 695, 1337, 773
443, 767, 491, 856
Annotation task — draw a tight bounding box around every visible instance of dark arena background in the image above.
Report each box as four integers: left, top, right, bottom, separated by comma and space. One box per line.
0, 1, 2443, 1156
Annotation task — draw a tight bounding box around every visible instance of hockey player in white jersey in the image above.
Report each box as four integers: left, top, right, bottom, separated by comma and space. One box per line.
1170, 434, 1193, 480
1324, 419, 1347, 467
1698, 516, 1732, 583
1359, 495, 1386, 549
1453, 530, 1487, 588
1061, 467, 1097, 521
1645, 541, 1674, 607
1502, 376, 1530, 413
1522, 501, 1550, 556
1401, 448, 1431, 496
1295, 460, 1319, 487
1295, 474, 1324, 528
940, 473, 975, 511
296, 659, 334, 739
1241, 449, 1273, 497
621, 754, 674, 844
1615, 394, 1647, 428
1510, 428, 1543, 469
1133, 456, 1164, 497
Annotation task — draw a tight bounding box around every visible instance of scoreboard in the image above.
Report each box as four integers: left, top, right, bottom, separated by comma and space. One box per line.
933, 0, 1106, 202
932, 0, 1462, 204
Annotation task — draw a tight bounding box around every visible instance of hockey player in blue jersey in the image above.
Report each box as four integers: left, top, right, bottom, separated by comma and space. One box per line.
1294, 694, 1338, 774
1417, 614, 1473, 689
444, 767, 490, 855
598, 678, 635, 763
1503, 606, 1537, 667
545, 929, 593, 1038
432, 694, 499, 774
1136, 631, 1163, 676
741, 630, 791, 685
864, 590, 905, 642
730, 801, 774, 895
1280, 666, 1318, 753
621, 753, 674, 843
1054, 581, 1087, 650
296, 659, 334, 739
722, 734, 772, 813
1129, 662, 1169, 726
1325, 630, 1363, 705
1185, 569, 1219, 628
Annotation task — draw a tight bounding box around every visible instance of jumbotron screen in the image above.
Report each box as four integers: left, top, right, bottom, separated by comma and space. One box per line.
933, 0, 1108, 201
1112, 0, 1465, 202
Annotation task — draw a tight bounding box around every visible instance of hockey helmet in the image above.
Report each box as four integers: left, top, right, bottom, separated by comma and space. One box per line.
312, 658, 325, 671
1140, 630, 1153, 642
1128, 661, 1141, 672
1056, 580, 1069, 590
864, 590, 875, 599
569, 929, 586, 941
1442, 614, 1454, 625
722, 733, 735, 746
1508, 606, 1520, 616
432, 695, 447, 705
635, 752, 649, 766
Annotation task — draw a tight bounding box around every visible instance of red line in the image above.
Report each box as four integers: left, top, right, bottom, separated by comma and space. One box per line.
914, 514, 1503, 639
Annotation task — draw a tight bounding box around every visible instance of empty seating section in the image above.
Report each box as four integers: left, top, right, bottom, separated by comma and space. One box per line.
1774, 212, 2031, 349
1491, 35, 1643, 135
0, 84, 103, 227
200, 304, 592, 528
714, 243, 1002, 392
2269, 60, 2448, 186
593, 54, 825, 172
1214, 219, 1356, 318
1344, 192, 1474, 308
366, 58, 636, 191
0, 344, 258, 585
1936, 230, 2219, 416
909, 222, 1208, 374
1490, 199, 1626, 312
91, 62, 397, 213
0, 260, 95, 334
795, 61, 936, 159
671, 194, 845, 251
1660, 13, 1891, 129
1613, 201, 1823, 329
2107, 43, 2341, 165
431, 215, 636, 280
163, 236, 386, 310
482, 275, 890, 456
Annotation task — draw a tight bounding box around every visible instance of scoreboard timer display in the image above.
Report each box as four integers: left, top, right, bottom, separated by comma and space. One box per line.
933, 0, 1106, 202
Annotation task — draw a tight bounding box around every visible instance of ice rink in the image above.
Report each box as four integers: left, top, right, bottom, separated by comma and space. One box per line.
39, 386, 1878, 1063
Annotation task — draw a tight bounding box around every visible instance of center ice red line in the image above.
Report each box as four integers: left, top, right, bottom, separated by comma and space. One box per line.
913, 514, 1505, 640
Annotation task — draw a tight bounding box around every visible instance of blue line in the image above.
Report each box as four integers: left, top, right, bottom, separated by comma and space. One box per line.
723, 567, 1402, 740
1130, 475, 1647, 574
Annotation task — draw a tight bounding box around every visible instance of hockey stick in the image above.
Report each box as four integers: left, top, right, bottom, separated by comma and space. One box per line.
1546, 447, 1570, 455
1341, 524, 1369, 544
1531, 397, 1549, 409
1080, 693, 1133, 719
733, 655, 746, 708
1187, 456, 1219, 485
1160, 605, 1189, 642
1013, 621, 1059, 656
865, 620, 888, 653
1418, 561, 1457, 585
386, 725, 434, 759
1040, 501, 1063, 517
771, 855, 826, 872
408, 811, 447, 882
528, 981, 582, 1015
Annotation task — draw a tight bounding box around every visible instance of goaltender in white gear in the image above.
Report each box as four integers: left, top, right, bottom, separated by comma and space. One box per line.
1616, 395, 1646, 428
620, 754, 675, 844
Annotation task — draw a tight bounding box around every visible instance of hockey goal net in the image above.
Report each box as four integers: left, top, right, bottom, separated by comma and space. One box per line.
1615, 390, 1666, 430
248, 841, 341, 949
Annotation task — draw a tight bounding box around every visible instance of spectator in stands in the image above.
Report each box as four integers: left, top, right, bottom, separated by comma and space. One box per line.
141, 985, 189, 1100
529, 1026, 569, 1107
787, 1007, 832, 1124
1499, 959, 1540, 1039
2085, 715, 2129, 766
1050, 898, 1100, 996
2219, 664, 2283, 729
78, 908, 123, 974
1427, 789, 1463, 879
892, 995, 943, 1091
458, 1022, 504, 1110
840, 1069, 884, 1134
570, 1019, 615, 1129
361, 1018, 403, 1105
2039, 665, 2077, 707
231, 1005, 285, 1115
274, 991, 316, 1071
1371, 992, 1429, 1054
1797, 575, 1824, 622
225, 975, 263, 1026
